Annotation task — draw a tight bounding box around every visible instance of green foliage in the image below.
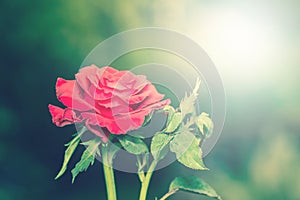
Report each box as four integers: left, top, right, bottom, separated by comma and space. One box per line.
55, 128, 87, 180
137, 154, 148, 171
166, 176, 221, 199
163, 106, 182, 133
71, 139, 101, 183
136, 153, 149, 182
165, 112, 182, 133
149, 79, 211, 171
163, 105, 176, 115
196, 112, 214, 138
105, 143, 121, 166
170, 130, 207, 170
118, 135, 148, 155
151, 132, 173, 161
142, 112, 154, 126
179, 78, 201, 117
55, 135, 80, 180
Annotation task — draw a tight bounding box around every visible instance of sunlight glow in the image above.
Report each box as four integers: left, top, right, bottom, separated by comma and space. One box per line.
187, 9, 277, 84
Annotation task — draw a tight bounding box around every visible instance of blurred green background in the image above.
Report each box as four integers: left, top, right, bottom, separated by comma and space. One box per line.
1, 0, 300, 199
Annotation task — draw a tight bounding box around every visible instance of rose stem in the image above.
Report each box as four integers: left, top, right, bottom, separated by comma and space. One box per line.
139, 160, 158, 200
102, 145, 117, 200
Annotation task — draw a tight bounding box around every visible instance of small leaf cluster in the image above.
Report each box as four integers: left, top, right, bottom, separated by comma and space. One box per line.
54, 127, 103, 182
150, 78, 213, 170
150, 79, 218, 199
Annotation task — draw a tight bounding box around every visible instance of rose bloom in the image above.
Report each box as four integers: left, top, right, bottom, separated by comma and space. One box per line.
48, 65, 170, 142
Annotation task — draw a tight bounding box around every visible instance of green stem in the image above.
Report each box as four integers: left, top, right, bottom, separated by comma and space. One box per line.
139, 160, 158, 200
138, 171, 145, 182
159, 189, 178, 200
102, 145, 117, 200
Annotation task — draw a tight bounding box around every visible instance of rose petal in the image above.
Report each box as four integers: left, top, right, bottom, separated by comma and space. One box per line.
84, 123, 109, 143
55, 78, 74, 107
81, 112, 121, 134
48, 104, 82, 127
75, 65, 103, 97
135, 84, 165, 110
114, 110, 149, 133
55, 78, 94, 111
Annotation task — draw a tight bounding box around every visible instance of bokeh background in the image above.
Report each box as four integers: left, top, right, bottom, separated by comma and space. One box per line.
1, 0, 300, 199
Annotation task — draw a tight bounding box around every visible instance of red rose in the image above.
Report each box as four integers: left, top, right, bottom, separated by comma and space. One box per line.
48, 65, 170, 142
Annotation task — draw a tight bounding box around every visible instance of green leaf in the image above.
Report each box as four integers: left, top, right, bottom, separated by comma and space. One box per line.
165, 112, 182, 133
71, 139, 101, 183
164, 105, 176, 123
163, 106, 182, 133
170, 130, 207, 170
151, 132, 173, 161
55, 128, 87, 180
192, 78, 201, 96
179, 78, 201, 117
142, 111, 154, 126
129, 131, 145, 139
196, 112, 214, 138
166, 176, 221, 200
118, 135, 148, 155
55, 134, 80, 180
163, 106, 175, 130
